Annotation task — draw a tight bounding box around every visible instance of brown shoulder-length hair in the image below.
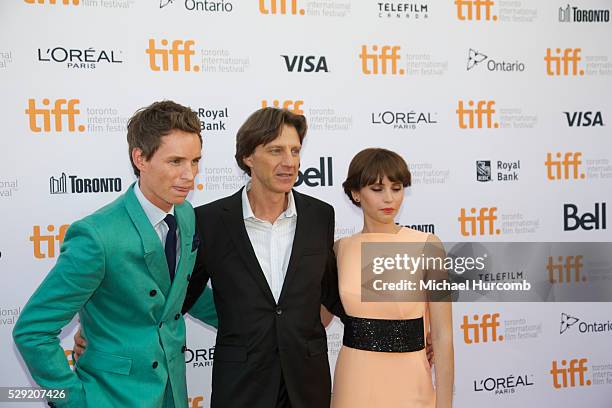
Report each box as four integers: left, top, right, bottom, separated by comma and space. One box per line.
342, 148, 411, 207
127, 100, 201, 177
235, 107, 307, 176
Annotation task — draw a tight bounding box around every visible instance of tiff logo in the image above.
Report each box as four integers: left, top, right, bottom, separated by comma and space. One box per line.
50, 173, 68, 194
545, 48, 584, 76
146, 39, 199, 72
550, 358, 591, 389
461, 313, 504, 344
261, 99, 304, 115
359, 45, 405, 75
456, 100, 499, 129
24, 0, 79, 4
30, 224, 69, 259
455, 0, 497, 21
458, 207, 501, 236
547, 255, 585, 284
545, 152, 585, 180
25, 99, 85, 133
259, 0, 304, 15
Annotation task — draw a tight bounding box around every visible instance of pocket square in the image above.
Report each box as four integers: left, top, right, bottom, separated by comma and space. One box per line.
191, 233, 201, 252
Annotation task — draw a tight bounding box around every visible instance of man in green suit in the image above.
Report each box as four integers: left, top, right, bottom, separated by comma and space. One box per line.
13, 100, 217, 408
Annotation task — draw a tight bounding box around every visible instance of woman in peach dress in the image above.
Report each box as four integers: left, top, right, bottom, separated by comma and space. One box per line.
330, 148, 454, 408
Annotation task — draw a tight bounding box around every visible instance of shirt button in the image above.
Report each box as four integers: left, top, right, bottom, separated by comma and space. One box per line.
152, 361, 158, 369
149, 290, 157, 297
174, 313, 181, 320
275, 307, 283, 316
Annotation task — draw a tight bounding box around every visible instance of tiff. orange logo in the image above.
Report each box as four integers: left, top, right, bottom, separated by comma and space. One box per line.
545, 152, 585, 180
545, 48, 584, 76
458, 207, 500, 236
30, 224, 69, 259
24, 0, 79, 4
146, 39, 199, 72
64, 349, 74, 367
261, 99, 304, 115
456, 100, 499, 129
551, 358, 591, 389
547, 255, 585, 283
188, 396, 205, 408
25, 99, 85, 133
455, 0, 497, 21
359, 45, 405, 75
461, 313, 503, 344
259, 0, 304, 15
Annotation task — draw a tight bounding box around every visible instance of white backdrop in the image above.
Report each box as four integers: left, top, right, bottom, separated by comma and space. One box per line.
1, 0, 612, 407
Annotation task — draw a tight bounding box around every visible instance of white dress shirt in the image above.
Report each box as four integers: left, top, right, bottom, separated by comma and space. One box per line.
134, 182, 180, 263
242, 182, 297, 302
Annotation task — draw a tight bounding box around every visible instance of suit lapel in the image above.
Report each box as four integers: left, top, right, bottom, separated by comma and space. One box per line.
222, 188, 276, 305
278, 189, 309, 304
124, 184, 171, 296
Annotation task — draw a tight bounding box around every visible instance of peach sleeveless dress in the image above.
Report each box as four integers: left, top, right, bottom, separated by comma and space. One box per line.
331, 228, 435, 408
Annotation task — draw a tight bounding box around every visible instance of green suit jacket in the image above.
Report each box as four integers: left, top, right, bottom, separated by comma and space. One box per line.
13, 184, 218, 408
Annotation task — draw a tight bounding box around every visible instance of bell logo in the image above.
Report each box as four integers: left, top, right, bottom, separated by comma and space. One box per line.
25, 0, 79, 4
188, 396, 205, 408
282, 55, 328, 73
455, 0, 497, 21
550, 358, 591, 388
461, 313, 504, 344
261, 100, 304, 115
295, 157, 333, 187
146, 39, 199, 72
563, 202, 607, 231
458, 207, 501, 236
456, 100, 499, 129
547, 255, 585, 284
25, 99, 85, 133
30, 224, 69, 259
259, 0, 304, 15
545, 152, 585, 180
359, 45, 405, 76
545, 48, 584, 76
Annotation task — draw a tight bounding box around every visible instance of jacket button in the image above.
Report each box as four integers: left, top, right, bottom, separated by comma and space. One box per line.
152, 361, 158, 369
181, 345, 187, 353
275, 307, 283, 316
174, 313, 181, 320
149, 289, 157, 297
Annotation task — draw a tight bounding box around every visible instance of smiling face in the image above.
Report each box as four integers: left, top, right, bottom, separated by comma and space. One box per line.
133, 129, 202, 212
352, 175, 405, 225
243, 124, 301, 194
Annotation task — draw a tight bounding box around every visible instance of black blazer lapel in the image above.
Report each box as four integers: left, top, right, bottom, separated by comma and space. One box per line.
221, 188, 276, 305
278, 189, 310, 304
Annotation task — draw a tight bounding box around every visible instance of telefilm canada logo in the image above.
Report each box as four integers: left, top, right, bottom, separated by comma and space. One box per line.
377, 2, 429, 19
466, 48, 525, 72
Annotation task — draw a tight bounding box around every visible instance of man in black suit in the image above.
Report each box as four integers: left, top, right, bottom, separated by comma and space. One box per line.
183, 107, 343, 408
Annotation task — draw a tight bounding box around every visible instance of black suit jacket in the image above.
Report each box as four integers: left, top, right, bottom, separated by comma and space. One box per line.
183, 188, 343, 408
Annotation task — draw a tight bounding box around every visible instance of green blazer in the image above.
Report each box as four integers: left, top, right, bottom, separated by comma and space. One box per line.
13, 184, 218, 408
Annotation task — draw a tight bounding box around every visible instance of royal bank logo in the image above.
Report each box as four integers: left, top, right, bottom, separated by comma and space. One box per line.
49, 173, 123, 194
564, 111, 604, 127
160, 0, 233, 12
196, 107, 228, 131
559, 4, 610, 23
37, 46, 123, 69
477, 160, 520, 182
467, 49, 525, 72
370, 110, 437, 130
377, 2, 428, 19
282, 55, 328, 73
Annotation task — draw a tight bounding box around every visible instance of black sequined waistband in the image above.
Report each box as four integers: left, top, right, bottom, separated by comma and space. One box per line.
342, 315, 425, 353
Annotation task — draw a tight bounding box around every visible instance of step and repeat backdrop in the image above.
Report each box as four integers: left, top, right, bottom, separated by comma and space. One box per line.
1, 0, 612, 407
